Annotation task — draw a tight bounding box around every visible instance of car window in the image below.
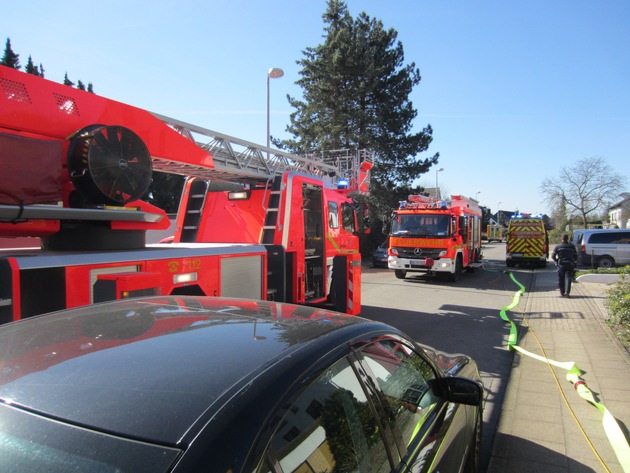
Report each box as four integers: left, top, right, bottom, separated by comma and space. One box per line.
259, 357, 391, 473
612, 232, 630, 243
358, 340, 440, 448
0, 404, 179, 473
589, 232, 616, 244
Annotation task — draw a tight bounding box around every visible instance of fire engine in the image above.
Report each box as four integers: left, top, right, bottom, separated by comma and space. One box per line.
0, 65, 372, 324
387, 194, 483, 281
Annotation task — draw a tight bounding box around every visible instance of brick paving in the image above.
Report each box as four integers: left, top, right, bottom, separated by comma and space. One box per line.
487, 271, 630, 473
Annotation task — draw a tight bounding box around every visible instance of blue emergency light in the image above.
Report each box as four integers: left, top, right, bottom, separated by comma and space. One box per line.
337, 179, 349, 189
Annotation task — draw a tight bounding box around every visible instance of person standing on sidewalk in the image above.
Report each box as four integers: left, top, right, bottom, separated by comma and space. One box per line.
551, 234, 578, 297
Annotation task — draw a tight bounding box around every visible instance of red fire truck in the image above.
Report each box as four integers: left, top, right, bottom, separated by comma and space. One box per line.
387, 195, 483, 281
0, 65, 372, 323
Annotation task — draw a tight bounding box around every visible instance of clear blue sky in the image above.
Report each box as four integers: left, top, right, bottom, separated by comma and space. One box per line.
3, 0, 629, 216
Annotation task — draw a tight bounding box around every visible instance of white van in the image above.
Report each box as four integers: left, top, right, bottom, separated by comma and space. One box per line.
577, 229, 630, 268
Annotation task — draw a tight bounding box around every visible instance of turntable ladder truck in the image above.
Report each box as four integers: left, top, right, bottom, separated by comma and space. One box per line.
0, 65, 373, 323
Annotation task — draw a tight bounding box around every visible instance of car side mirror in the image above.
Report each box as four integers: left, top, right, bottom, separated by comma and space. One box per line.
440, 377, 483, 406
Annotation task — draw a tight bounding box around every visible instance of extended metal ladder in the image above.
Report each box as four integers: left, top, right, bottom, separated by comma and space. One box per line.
151, 112, 372, 193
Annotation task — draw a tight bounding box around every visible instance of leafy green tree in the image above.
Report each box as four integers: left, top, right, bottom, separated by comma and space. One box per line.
1, 38, 20, 69
274, 0, 438, 244
540, 156, 626, 227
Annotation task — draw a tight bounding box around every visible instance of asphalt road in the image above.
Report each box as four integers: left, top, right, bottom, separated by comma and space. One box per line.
361, 242, 535, 471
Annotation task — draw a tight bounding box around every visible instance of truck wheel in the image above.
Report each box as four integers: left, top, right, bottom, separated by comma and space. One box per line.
394, 269, 407, 279
449, 257, 463, 282
596, 256, 615, 269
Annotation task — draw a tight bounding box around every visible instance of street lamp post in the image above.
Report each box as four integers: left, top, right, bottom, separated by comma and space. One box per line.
266, 67, 284, 156
497, 201, 502, 225
475, 191, 481, 201
435, 167, 444, 199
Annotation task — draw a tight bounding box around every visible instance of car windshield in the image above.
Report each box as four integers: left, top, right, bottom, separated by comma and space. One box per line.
391, 215, 450, 237
0, 403, 180, 473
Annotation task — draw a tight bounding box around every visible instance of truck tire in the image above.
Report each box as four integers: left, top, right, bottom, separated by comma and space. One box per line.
449, 256, 463, 282
394, 269, 407, 279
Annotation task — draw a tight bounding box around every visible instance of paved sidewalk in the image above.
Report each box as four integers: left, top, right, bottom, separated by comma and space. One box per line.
487, 271, 630, 473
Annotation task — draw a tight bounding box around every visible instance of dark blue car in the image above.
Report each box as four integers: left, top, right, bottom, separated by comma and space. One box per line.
0, 296, 483, 473
372, 239, 390, 268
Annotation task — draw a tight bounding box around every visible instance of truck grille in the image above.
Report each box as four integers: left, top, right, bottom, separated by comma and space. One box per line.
393, 247, 441, 259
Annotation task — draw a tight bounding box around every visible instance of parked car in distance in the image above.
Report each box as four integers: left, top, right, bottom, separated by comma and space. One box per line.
372, 238, 390, 267
0, 296, 483, 473
577, 229, 630, 268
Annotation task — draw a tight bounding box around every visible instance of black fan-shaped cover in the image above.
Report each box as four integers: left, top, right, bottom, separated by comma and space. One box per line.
68, 125, 152, 205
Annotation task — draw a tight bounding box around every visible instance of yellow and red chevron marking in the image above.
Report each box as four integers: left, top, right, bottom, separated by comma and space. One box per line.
509, 237, 545, 257
508, 220, 546, 257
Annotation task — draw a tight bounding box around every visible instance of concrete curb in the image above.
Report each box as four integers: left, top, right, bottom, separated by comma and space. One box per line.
576, 273, 624, 284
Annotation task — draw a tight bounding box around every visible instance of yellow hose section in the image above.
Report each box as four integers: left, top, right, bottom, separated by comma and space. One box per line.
500, 271, 630, 473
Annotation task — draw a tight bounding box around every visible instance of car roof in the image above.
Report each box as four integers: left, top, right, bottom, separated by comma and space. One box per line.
577, 228, 628, 241
0, 296, 385, 446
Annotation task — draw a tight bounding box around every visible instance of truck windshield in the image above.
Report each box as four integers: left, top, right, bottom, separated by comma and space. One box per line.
391, 215, 450, 237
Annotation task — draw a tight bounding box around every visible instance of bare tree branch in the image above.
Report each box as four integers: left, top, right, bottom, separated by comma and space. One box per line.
539, 157, 627, 227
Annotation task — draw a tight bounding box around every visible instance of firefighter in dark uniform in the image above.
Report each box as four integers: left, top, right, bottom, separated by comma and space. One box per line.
551, 234, 578, 297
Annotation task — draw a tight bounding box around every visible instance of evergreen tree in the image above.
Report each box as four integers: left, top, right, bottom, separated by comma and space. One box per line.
1, 38, 20, 69
87, 82, 94, 93
38, 63, 45, 78
25, 55, 39, 76
277, 1, 438, 187
63, 72, 74, 87
77, 80, 85, 91
275, 1, 438, 242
